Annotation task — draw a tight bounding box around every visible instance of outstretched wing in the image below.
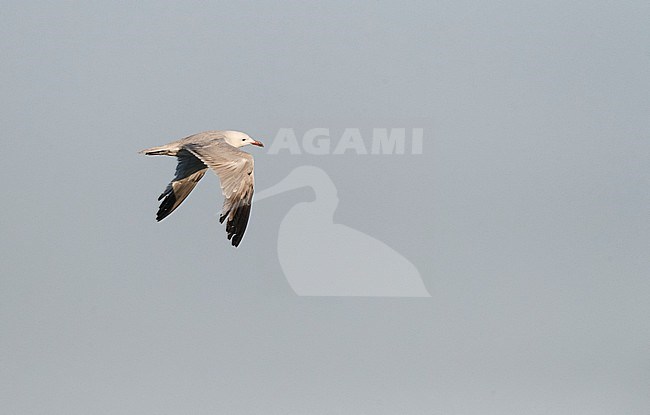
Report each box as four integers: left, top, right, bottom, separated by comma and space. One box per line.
185, 141, 255, 247
156, 149, 208, 221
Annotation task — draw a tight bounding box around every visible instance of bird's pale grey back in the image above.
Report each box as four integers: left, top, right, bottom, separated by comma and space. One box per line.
1, 1, 649, 414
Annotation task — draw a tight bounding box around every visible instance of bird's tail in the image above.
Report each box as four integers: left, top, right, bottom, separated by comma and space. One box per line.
139, 145, 176, 156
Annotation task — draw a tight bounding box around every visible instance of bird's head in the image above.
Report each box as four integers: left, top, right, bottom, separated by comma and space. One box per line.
223, 131, 264, 148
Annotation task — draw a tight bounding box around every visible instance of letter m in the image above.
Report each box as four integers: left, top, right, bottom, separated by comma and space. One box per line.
371, 128, 406, 154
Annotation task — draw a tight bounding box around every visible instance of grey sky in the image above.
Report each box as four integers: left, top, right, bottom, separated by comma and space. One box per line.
2, 1, 649, 414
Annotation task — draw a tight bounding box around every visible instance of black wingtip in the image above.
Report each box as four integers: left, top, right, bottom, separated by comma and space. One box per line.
221, 203, 251, 248
156, 192, 177, 222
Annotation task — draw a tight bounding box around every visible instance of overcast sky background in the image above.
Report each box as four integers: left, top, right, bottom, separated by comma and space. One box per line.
2, 1, 649, 414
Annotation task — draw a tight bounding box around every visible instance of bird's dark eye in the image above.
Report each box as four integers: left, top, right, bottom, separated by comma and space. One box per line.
242, 139, 245, 141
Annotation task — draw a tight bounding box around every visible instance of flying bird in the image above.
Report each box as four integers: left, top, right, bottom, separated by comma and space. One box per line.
140, 130, 264, 247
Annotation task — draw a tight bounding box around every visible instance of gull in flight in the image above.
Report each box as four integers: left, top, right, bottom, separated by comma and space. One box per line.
140, 130, 264, 247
